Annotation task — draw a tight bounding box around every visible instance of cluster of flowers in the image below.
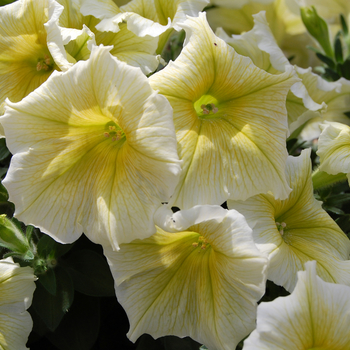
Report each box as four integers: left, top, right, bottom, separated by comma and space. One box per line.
1, 0, 350, 349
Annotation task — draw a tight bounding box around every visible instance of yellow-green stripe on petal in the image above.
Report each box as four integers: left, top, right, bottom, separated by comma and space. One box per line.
0, 257, 36, 350
243, 261, 350, 349
104, 205, 268, 350
228, 149, 350, 292
1, 45, 181, 251
150, 12, 298, 209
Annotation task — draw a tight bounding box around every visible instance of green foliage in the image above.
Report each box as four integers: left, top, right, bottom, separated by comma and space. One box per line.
303, 8, 350, 81
33, 266, 75, 331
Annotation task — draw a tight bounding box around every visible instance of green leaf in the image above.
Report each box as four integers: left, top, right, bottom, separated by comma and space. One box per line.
37, 234, 57, 258
32, 266, 74, 331
45, 293, 100, 350
0, 167, 8, 178
322, 205, 344, 215
336, 215, 350, 236
316, 52, 335, 68
334, 34, 343, 63
0, 182, 8, 202
0, 0, 17, 5
323, 67, 341, 81
38, 268, 57, 296
63, 250, 115, 297
340, 14, 348, 35
0, 139, 10, 161
338, 57, 350, 79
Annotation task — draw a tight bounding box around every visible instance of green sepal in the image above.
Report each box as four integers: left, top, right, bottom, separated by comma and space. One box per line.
334, 34, 343, 63
62, 249, 115, 297
0, 215, 32, 256
316, 52, 335, 69
337, 57, 350, 79
323, 67, 341, 81
340, 14, 349, 36
32, 266, 74, 331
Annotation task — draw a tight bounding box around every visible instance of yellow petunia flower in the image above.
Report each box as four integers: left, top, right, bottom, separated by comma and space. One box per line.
243, 261, 350, 349
317, 121, 350, 183
150, 12, 298, 209
1, 45, 181, 251
0, 0, 62, 106
207, 0, 318, 68
0, 257, 36, 350
228, 149, 350, 292
104, 205, 268, 350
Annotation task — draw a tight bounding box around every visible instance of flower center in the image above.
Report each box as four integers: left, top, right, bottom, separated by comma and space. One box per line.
103, 121, 126, 143
194, 95, 220, 119
36, 54, 54, 72
275, 221, 287, 236
192, 235, 211, 250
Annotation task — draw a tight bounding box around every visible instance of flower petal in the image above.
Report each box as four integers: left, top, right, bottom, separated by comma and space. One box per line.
1, 45, 181, 250
104, 205, 268, 350
243, 261, 350, 349
150, 12, 298, 208
228, 149, 350, 291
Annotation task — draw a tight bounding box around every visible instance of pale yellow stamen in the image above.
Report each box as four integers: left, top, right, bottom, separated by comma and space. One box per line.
36, 54, 53, 72
276, 222, 287, 236
192, 235, 210, 250
200, 103, 218, 115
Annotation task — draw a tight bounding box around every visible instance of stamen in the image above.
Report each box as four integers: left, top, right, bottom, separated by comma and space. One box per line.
200, 103, 218, 115
276, 222, 287, 236
192, 236, 210, 250
36, 54, 54, 72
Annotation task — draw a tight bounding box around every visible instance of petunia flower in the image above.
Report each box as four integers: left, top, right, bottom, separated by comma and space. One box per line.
0, 257, 36, 350
0, 0, 63, 107
150, 12, 298, 209
46, 0, 162, 75
228, 149, 350, 292
80, 0, 209, 37
317, 121, 350, 183
104, 205, 268, 350
243, 260, 350, 349
1, 45, 181, 251
296, 74, 350, 140
206, 0, 319, 68
216, 11, 326, 135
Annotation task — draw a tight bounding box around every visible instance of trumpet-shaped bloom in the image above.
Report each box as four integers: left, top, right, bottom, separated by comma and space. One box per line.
104, 205, 268, 350
228, 149, 350, 292
207, 0, 318, 68
216, 11, 325, 135
243, 261, 350, 349
296, 74, 350, 140
46, 0, 161, 74
80, 0, 209, 37
150, 12, 298, 209
0, 257, 36, 350
318, 121, 350, 183
1, 45, 181, 250
0, 0, 63, 106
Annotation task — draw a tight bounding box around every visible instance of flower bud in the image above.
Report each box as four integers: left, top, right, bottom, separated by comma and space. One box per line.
301, 6, 333, 58
0, 215, 32, 257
